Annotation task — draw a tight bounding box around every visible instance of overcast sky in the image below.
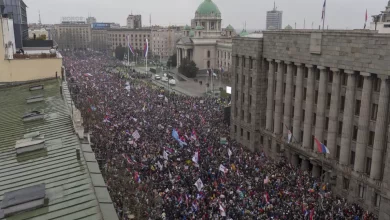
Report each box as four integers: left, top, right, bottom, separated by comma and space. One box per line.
24, 0, 388, 30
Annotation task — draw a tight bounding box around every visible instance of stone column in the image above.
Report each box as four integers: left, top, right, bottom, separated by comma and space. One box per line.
312, 164, 321, 177
283, 62, 294, 138
340, 70, 357, 166
326, 69, 341, 159
274, 60, 284, 135
301, 158, 309, 171
177, 49, 179, 66
293, 63, 304, 143
314, 66, 328, 150
303, 65, 315, 149
354, 73, 373, 173
266, 59, 275, 131
370, 76, 390, 179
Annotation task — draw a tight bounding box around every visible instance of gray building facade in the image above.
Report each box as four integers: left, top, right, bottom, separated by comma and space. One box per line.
231, 30, 390, 219
266, 5, 282, 30
0, 0, 28, 49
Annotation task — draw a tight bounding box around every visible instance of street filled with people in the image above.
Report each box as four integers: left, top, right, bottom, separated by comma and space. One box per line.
63, 51, 377, 219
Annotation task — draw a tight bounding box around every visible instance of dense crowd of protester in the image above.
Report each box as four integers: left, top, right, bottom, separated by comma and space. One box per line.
63, 51, 377, 220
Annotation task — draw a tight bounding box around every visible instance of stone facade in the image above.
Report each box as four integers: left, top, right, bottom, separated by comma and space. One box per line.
231, 29, 390, 219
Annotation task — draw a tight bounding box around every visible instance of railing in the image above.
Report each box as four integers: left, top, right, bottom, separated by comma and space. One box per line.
13, 53, 57, 59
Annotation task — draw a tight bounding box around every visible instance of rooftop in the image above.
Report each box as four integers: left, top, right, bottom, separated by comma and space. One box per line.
0, 79, 116, 219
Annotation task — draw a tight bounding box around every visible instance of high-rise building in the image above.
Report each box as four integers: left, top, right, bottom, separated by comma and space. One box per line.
86, 16, 97, 24
127, 14, 142, 29
266, 3, 282, 30
0, 0, 28, 49
230, 29, 390, 219
54, 17, 91, 50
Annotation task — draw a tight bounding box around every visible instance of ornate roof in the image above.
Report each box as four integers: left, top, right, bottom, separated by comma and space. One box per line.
285, 25, 293, 29
196, 0, 221, 16
225, 24, 234, 30
184, 25, 191, 30
239, 29, 249, 37
195, 26, 205, 30
189, 30, 195, 37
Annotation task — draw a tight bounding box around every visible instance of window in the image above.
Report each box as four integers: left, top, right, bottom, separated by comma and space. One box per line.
293, 86, 296, 98
371, 104, 378, 120
303, 88, 307, 101
327, 93, 331, 108
359, 184, 365, 198
338, 121, 343, 136
241, 110, 244, 120
242, 93, 245, 103
313, 113, 316, 126
375, 193, 381, 207
316, 70, 320, 81
374, 78, 381, 92
355, 100, 361, 116
350, 151, 356, 166
342, 73, 348, 86
283, 83, 286, 95
302, 110, 305, 121
234, 125, 237, 133
260, 136, 264, 145
235, 107, 238, 117
353, 126, 358, 141
328, 71, 333, 83
340, 96, 345, 113
242, 56, 246, 68
249, 77, 252, 88
248, 113, 252, 123
325, 117, 329, 130
207, 60, 210, 68
343, 177, 350, 190
236, 74, 239, 83
236, 56, 239, 66
336, 145, 341, 160
366, 157, 372, 175
243, 76, 246, 86
207, 50, 210, 58
305, 68, 308, 78
315, 91, 318, 104
367, 131, 376, 147
357, 75, 364, 88
249, 95, 252, 106
247, 131, 251, 140
249, 57, 253, 69
241, 128, 243, 137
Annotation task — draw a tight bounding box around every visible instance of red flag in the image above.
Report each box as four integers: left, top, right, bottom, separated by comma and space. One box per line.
364, 9, 368, 29
309, 208, 315, 220
365, 9, 368, 22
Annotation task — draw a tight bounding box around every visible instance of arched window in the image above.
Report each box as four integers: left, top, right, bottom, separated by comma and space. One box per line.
207, 50, 210, 58
207, 60, 210, 68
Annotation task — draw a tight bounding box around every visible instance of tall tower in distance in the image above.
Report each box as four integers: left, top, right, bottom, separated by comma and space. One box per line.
266, 1, 283, 30
127, 14, 142, 29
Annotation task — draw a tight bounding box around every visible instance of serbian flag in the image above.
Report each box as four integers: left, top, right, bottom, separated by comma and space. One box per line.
126, 35, 135, 55
144, 39, 149, 58
309, 208, 315, 220
364, 9, 368, 29
191, 129, 197, 140
134, 171, 141, 183
321, 0, 326, 20
314, 137, 330, 154
264, 192, 270, 203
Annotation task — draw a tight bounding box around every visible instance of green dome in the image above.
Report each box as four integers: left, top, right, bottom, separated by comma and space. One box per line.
184, 25, 191, 30
285, 25, 293, 30
189, 30, 195, 37
196, 0, 221, 16
195, 26, 204, 30
226, 24, 234, 30
239, 29, 249, 37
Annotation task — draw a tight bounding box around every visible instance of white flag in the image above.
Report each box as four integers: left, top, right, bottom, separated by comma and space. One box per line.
219, 164, 229, 173
132, 130, 140, 140
192, 151, 199, 164
163, 151, 169, 160
228, 148, 232, 158
165, 96, 168, 102
219, 204, 226, 216
194, 178, 204, 191
287, 130, 292, 143
157, 161, 163, 170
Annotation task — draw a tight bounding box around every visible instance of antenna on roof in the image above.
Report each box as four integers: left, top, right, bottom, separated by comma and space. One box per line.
38, 10, 41, 25
150, 14, 151, 27
274, 1, 276, 10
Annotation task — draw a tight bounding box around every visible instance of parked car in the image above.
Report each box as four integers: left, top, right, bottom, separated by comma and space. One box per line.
155, 75, 161, 80
169, 79, 176, 85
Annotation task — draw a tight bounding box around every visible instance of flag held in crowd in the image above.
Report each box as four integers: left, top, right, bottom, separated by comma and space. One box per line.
192, 151, 199, 164
132, 130, 140, 140
163, 151, 169, 160
219, 164, 228, 173
194, 178, 204, 191
228, 148, 232, 158
315, 137, 330, 154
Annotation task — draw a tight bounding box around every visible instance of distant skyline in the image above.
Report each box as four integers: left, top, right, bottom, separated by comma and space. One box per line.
24, 0, 388, 30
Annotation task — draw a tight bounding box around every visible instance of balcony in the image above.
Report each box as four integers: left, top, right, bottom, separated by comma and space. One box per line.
13, 53, 58, 59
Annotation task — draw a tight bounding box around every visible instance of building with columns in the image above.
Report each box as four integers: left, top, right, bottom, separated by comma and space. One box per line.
176, 0, 236, 82
231, 29, 390, 218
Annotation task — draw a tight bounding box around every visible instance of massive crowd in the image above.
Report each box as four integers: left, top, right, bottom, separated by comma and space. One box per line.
64, 51, 377, 220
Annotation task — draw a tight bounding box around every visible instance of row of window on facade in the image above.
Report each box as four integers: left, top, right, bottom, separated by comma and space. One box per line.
218, 51, 231, 59
235, 55, 255, 69
342, 178, 381, 208
109, 34, 150, 38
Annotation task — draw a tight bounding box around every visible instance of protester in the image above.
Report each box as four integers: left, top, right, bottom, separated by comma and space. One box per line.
63, 51, 377, 220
